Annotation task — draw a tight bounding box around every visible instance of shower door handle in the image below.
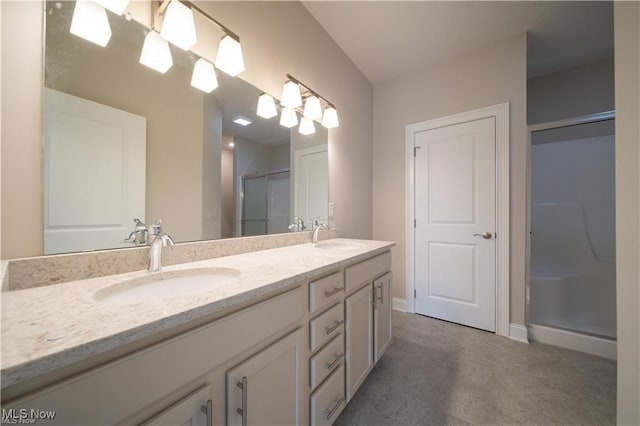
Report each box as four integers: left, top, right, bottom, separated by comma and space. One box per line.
473, 232, 493, 239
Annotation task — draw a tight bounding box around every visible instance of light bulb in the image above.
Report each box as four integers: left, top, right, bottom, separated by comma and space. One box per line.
280, 108, 298, 128
215, 35, 245, 76
191, 58, 218, 93
303, 96, 323, 120
139, 31, 173, 73
256, 94, 278, 119
321, 107, 339, 129
299, 117, 315, 135
280, 81, 302, 108
160, 0, 197, 51
70, 0, 112, 47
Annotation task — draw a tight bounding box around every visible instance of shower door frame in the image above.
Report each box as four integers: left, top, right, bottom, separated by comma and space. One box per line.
239, 169, 291, 237
525, 110, 615, 356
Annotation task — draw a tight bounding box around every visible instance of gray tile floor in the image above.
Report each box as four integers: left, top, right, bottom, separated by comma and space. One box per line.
335, 311, 616, 425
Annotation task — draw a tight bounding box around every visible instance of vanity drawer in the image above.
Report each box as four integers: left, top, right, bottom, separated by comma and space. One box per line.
309, 303, 344, 352
345, 251, 391, 293
309, 272, 344, 314
310, 364, 345, 426
310, 334, 344, 390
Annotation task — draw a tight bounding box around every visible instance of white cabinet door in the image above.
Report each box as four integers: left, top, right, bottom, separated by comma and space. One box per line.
345, 284, 373, 401
141, 385, 211, 426
374, 273, 393, 363
227, 328, 304, 426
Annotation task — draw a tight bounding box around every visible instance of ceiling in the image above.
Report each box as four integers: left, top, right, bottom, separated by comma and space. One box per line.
302, 1, 614, 85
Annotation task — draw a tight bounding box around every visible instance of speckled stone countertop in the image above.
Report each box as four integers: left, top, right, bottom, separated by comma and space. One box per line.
1, 239, 394, 390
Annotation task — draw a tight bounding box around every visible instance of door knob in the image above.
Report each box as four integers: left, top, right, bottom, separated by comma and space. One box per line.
473, 232, 493, 239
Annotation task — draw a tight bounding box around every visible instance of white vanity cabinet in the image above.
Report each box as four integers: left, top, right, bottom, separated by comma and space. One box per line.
344, 252, 392, 401
2, 288, 304, 426
226, 328, 304, 426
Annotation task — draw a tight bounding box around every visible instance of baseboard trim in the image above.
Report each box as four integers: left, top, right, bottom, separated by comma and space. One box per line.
393, 297, 407, 312
528, 324, 617, 360
509, 323, 529, 343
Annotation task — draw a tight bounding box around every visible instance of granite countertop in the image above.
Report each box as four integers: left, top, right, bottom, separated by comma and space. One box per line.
1, 238, 394, 390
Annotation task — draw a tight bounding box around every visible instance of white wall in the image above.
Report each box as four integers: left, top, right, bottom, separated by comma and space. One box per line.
0, 1, 374, 259
528, 58, 615, 124
614, 2, 640, 423
1, 1, 43, 258
372, 34, 528, 324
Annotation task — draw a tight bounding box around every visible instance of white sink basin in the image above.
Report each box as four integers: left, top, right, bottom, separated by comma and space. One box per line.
94, 267, 241, 305
314, 240, 366, 251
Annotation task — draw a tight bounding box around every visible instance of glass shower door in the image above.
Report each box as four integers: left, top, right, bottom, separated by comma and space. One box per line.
242, 175, 268, 236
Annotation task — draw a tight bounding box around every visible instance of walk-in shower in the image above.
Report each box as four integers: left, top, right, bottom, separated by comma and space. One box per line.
528, 115, 616, 348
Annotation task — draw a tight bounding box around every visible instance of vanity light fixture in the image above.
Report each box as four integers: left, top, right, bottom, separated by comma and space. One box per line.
299, 117, 316, 136
215, 34, 245, 77
281, 80, 303, 109
191, 58, 218, 93
321, 106, 339, 129
70, 0, 112, 47
303, 95, 323, 120
94, 0, 130, 15
139, 31, 173, 73
228, 142, 235, 148
257, 94, 278, 119
152, 0, 245, 76
280, 108, 299, 128
159, 0, 197, 51
280, 74, 339, 129
233, 116, 252, 126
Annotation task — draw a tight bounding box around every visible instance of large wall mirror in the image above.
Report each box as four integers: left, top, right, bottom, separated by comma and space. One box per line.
43, 1, 329, 255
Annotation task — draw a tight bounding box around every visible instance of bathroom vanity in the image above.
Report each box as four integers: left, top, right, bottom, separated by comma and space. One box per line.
1, 239, 394, 425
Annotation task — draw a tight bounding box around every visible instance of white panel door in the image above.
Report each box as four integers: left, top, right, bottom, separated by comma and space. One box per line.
294, 145, 328, 224
345, 284, 373, 401
414, 117, 496, 332
44, 88, 146, 254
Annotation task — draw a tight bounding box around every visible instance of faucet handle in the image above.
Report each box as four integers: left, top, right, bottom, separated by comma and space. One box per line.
151, 219, 163, 235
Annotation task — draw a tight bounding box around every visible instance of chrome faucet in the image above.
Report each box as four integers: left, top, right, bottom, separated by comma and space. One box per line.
288, 216, 306, 232
125, 218, 149, 245
312, 218, 329, 244
148, 220, 174, 272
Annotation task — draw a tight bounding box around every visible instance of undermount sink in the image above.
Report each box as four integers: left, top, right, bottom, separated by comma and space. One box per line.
94, 267, 241, 305
314, 240, 366, 251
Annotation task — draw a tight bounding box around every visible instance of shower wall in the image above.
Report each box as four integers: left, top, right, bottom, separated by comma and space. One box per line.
530, 127, 616, 338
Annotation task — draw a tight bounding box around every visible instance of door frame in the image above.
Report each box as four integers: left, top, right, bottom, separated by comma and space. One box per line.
405, 103, 510, 337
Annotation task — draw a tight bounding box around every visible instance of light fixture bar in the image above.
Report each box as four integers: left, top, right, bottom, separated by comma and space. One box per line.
153, 0, 240, 42
285, 73, 336, 110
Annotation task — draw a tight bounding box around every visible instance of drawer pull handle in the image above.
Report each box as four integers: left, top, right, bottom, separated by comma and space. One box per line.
200, 399, 212, 426
377, 283, 384, 303
324, 353, 344, 370
324, 286, 344, 297
325, 395, 345, 420
325, 319, 344, 335
236, 377, 247, 426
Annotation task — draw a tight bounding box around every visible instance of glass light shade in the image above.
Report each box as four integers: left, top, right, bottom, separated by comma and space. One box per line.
215, 35, 245, 76
191, 58, 218, 93
280, 81, 302, 108
70, 1, 112, 47
321, 107, 339, 129
303, 96, 323, 120
256, 94, 278, 119
299, 117, 315, 135
139, 31, 173, 74
94, 0, 129, 15
280, 108, 298, 128
160, 0, 197, 51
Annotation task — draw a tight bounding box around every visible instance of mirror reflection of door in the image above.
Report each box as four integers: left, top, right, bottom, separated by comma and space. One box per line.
294, 145, 329, 225
241, 171, 291, 237
44, 89, 146, 254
